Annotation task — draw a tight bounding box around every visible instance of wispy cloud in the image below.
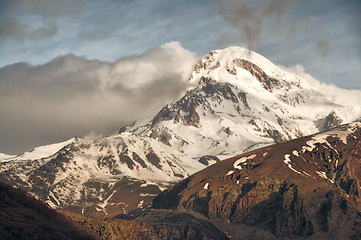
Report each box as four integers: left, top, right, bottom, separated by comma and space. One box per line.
313, 40, 329, 57
0, 17, 57, 41
218, 0, 292, 50
0, 0, 85, 43
0, 42, 197, 154
7, 0, 85, 18
80, 31, 138, 42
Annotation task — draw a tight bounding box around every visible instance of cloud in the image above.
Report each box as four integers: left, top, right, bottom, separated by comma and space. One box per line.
80, 31, 138, 42
7, 0, 85, 18
0, 42, 197, 154
314, 39, 329, 57
0, 0, 85, 42
279, 64, 361, 107
0, 17, 57, 41
218, 0, 291, 50
83, 131, 103, 141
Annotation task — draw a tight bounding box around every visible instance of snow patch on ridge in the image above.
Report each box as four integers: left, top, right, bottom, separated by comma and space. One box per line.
283, 154, 302, 175
98, 190, 118, 215
301, 123, 361, 153
226, 170, 235, 176
316, 170, 334, 183
233, 154, 256, 170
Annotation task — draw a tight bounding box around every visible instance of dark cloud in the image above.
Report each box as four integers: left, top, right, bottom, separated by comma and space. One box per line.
218, 0, 291, 49
0, 0, 84, 42
0, 17, 57, 41
9, 0, 85, 18
80, 31, 138, 42
0, 42, 196, 154
0, 18, 25, 39
314, 39, 329, 57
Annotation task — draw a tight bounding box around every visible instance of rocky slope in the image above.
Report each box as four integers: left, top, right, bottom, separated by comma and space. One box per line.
152, 122, 361, 239
0, 133, 203, 217
0, 180, 100, 240
1, 46, 360, 218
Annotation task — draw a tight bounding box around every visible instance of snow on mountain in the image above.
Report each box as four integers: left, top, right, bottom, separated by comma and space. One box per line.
0, 132, 202, 217
128, 46, 361, 159
1, 138, 76, 162
0, 153, 15, 160
1, 46, 360, 217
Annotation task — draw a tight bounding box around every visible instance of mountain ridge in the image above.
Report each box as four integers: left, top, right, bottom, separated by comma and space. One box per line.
151, 122, 361, 239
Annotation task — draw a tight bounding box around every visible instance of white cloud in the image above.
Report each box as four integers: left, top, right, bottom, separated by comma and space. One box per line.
0, 42, 197, 154
279, 64, 361, 107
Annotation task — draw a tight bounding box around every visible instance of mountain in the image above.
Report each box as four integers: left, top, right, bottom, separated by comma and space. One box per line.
0, 179, 100, 240
151, 122, 361, 239
1, 46, 360, 217
128, 47, 361, 159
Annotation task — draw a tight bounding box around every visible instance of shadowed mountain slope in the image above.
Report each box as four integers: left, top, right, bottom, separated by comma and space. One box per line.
0, 180, 100, 240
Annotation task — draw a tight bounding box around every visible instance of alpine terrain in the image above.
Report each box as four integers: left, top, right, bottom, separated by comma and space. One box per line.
1, 47, 360, 219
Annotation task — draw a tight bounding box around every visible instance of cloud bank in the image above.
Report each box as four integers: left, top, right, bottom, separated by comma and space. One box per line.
0, 42, 197, 154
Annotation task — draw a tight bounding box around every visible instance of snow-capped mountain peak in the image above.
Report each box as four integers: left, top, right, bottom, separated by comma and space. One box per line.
130, 46, 361, 159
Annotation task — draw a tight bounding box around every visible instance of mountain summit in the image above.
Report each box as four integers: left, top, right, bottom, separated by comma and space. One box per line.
1, 47, 360, 217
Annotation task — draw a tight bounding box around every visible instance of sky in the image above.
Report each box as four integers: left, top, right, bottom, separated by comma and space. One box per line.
0, 0, 360, 154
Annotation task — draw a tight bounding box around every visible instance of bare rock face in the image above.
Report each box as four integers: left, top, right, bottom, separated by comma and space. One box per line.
190, 50, 217, 78
151, 91, 203, 128
198, 155, 220, 166
232, 59, 281, 92
152, 123, 361, 239
323, 111, 343, 131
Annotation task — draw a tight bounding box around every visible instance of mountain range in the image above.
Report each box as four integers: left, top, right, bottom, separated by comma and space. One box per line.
1, 46, 360, 221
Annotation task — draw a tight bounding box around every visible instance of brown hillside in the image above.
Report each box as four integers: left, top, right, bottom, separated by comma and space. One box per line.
0, 180, 100, 240
152, 123, 361, 239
